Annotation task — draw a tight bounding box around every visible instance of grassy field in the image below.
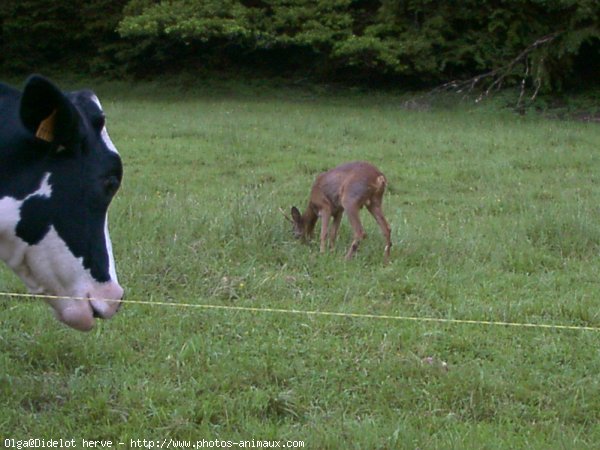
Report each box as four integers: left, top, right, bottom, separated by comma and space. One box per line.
1, 79, 600, 449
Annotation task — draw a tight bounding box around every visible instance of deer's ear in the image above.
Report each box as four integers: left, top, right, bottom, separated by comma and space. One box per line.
291, 207, 302, 223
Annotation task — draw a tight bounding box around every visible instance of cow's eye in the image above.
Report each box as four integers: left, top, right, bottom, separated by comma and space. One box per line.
104, 175, 120, 197
94, 115, 106, 131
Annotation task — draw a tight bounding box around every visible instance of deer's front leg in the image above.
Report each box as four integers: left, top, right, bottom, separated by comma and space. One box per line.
344, 206, 366, 260
329, 212, 343, 250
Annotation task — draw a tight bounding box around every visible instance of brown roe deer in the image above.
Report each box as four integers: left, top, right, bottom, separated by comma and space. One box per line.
288, 161, 391, 262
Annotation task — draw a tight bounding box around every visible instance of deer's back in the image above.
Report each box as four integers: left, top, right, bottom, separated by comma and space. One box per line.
312, 161, 386, 210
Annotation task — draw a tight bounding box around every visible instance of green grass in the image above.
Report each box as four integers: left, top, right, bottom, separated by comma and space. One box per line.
2, 80, 600, 449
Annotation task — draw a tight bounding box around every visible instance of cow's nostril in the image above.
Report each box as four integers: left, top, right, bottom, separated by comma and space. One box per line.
91, 304, 102, 318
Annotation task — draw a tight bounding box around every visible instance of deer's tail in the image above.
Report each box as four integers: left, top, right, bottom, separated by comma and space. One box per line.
375, 174, 387, 193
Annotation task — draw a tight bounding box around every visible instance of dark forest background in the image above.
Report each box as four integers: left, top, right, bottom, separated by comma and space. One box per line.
0, 0, 598, 92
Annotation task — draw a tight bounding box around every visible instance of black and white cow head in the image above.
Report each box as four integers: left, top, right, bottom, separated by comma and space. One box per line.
0, 75, 124, 331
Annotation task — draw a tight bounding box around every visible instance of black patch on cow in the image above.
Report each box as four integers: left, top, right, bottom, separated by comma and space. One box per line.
16, 190, 53, 245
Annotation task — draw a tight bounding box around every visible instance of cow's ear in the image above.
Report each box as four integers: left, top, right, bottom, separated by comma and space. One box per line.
20, 75, 79, 147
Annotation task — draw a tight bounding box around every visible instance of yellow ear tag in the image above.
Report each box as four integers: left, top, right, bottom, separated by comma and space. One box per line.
35, 109, 58, 142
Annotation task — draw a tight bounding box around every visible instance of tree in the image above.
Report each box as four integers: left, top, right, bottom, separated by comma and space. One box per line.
1, 0, 598, 91
0, 0, 128, 74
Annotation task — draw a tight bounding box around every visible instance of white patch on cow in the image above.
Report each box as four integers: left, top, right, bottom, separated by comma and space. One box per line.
0, 196, 27, 269
28, 172, 52, 199
90, 94, 102, 110
101, 128, 119, 155
104, 214, 118, 282
90, 94, 119, 155
0, 173, 51, 270
22, 226, 88, 295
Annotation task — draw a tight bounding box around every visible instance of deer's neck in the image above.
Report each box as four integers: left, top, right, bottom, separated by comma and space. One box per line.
303, 204, 319, 238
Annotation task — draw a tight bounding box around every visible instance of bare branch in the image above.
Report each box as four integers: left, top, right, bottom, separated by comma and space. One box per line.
516, 57, 530, 111
419, 32, 563, 108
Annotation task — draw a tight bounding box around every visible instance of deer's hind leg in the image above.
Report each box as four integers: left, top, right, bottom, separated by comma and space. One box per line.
367, 203, 392, 263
